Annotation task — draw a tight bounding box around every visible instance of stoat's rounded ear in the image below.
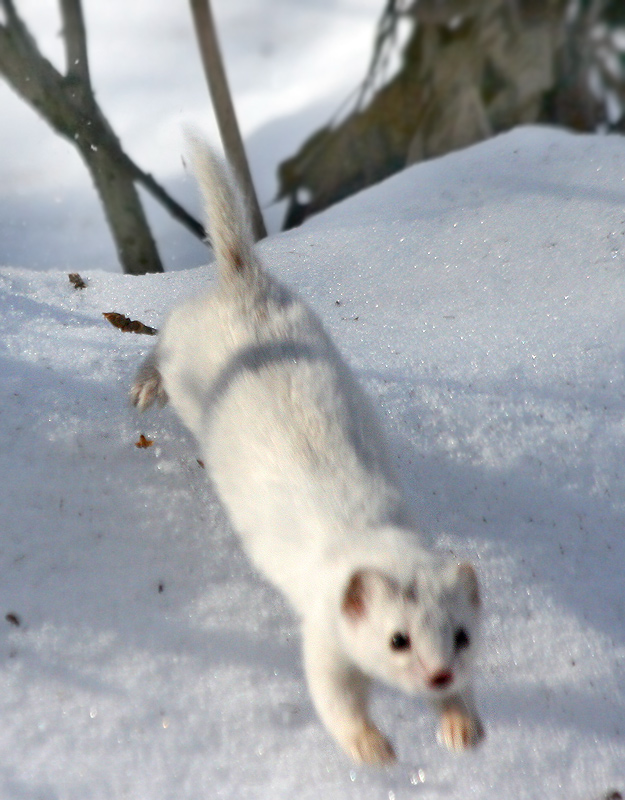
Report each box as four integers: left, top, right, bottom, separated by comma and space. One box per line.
342, 569, 396, 621
457, 562, 480, 608
342, 571, 368, 621
342, 569, 389, 621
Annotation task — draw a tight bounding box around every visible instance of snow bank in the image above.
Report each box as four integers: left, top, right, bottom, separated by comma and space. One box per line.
0, 127, 624, 799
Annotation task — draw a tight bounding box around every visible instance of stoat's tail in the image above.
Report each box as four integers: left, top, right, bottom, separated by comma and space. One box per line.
185, 131, 263, 289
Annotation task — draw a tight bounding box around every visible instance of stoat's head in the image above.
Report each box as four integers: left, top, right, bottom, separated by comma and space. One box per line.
337, 559, 480, 698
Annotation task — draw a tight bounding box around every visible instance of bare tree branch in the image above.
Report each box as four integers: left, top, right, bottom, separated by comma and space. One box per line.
1, 0, 20, 25
189, 0, 266, 242
128, 161, 206, 241
0, 6, 163, 273
59, 0, 91, 86
0, 0, 207, 273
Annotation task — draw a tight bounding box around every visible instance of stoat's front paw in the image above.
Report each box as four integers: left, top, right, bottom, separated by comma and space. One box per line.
130, 373, 167, 411
347, 722, 396, 766
439, 707, 484, 752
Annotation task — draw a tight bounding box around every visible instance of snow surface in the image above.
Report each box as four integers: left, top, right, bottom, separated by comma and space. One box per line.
1, 126, 624, 799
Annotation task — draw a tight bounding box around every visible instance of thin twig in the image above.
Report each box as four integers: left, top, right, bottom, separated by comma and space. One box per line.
189, 0, 266, 242
129, 161, 208, 243
1, 0, 19, 25
59, 0, 91, 85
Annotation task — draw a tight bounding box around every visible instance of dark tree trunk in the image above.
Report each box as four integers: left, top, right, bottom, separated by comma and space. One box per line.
77, 140, 163, 275
0, 2, 164, 274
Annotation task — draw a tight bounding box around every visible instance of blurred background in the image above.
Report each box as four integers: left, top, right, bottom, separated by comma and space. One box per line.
1, 0, 624, 273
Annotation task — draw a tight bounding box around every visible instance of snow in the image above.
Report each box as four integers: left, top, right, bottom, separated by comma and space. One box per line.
1, 124, 624, 798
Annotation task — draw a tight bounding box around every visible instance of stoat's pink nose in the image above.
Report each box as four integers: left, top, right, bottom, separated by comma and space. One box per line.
428, 669, 453, 690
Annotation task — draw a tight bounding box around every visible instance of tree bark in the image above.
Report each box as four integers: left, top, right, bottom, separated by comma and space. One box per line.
78, 141, 165, 275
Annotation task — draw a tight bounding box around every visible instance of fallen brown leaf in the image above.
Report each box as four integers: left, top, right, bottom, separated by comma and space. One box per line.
103, 312, 158, 335
69, 273, 87, 289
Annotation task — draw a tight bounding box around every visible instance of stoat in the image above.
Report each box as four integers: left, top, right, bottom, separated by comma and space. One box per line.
131, 134, 484, 765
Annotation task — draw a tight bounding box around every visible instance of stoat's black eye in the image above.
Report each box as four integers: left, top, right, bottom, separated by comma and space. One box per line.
390, 632, 411, 651
454, 627, 470, 650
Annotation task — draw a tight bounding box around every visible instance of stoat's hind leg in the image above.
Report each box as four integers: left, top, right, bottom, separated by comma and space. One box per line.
130, 351, 168, 410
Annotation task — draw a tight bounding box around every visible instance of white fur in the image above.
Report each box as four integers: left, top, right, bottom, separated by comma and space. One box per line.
131, 135, 484, 764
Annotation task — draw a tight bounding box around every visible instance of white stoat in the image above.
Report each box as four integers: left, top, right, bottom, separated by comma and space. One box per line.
131, 134, 484, 765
